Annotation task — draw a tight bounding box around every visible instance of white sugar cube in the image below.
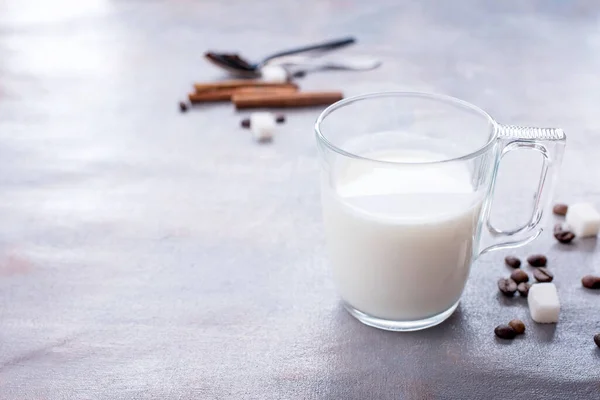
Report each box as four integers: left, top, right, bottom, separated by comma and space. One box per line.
260, 65, 288, 83
528, 283, 560, 323
250, 112, 276, 142
566, 203, 600, 237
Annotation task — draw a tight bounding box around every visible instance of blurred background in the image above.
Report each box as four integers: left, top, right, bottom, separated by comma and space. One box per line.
1, 1, 600, 398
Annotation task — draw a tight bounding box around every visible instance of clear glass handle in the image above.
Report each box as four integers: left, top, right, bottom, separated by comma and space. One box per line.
478, 125, 566, 255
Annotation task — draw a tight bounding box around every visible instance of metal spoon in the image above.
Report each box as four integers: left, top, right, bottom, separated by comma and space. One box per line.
204, 36, 356, 77
269, 55, 382, 72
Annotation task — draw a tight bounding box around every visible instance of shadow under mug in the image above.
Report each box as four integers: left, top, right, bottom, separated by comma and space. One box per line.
315, 92, 566, 331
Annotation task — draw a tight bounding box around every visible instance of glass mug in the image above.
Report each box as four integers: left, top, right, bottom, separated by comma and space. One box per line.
315, 92, 565, 331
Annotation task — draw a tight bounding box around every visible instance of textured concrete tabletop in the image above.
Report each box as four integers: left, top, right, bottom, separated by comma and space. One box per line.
1, 1, 600, 399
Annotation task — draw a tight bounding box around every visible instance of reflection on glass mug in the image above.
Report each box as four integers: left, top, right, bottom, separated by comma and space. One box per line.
315, 92, 565, 331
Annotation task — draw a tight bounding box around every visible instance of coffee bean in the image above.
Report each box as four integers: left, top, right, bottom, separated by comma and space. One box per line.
582, 275, 600, 289
553, 203, 568, 216
241, 118, 251, 128
594, 334, 600, 348
554, 224, 575, 244
510, 269, 529, 284
498, 278, 517, 296
275, 114, 286, 124
505, 256, 521, 269
494, 324, 517, 340
527, 254, 547, 267
533, 267, 554, 283
508, 319, 526, 335
517, 282, 531, 297
179, 101, 188, 113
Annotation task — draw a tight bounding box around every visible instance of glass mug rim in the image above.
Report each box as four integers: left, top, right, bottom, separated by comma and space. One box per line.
314, 91, 497, 165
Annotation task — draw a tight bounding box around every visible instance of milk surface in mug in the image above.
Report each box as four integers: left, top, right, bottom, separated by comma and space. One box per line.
322, 147, 485, 320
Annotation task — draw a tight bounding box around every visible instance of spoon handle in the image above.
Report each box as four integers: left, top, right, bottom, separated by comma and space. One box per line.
261, 37, 356, 64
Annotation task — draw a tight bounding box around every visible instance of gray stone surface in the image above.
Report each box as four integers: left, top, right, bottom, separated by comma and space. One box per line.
1, 0, 600, 398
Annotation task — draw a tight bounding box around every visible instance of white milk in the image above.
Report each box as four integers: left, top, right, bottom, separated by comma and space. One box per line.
322, 149, 484, 321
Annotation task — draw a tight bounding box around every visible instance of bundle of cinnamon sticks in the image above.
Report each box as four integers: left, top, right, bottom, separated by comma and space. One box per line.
188, 79, 343, 109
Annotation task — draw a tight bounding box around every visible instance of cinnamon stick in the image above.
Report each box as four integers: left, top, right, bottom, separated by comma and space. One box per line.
234, 86, 298, 95
189, 90, 235, 103
188, 86, 298, 103
232, 91, 343, 109
194, 80, 298, 93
